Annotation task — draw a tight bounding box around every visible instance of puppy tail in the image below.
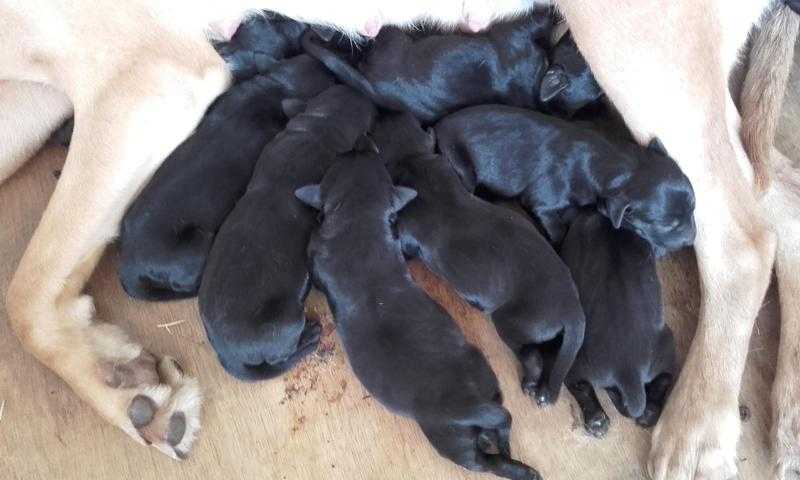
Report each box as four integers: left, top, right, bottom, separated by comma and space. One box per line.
301, 30, 380, 103
739, 3, 799, 194
545, 317, 585, 405
618, 372, 647, 420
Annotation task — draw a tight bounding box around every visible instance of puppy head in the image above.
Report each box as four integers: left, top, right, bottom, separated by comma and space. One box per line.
540, 32, 604, 117
295, 154, 417, 223
601, 138, 696, 253
371, 112, 436, 165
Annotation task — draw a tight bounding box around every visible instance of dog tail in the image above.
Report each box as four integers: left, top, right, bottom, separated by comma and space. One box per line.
301, 30, 380, 103
544, 316, 585, 405
739, 2, 799, 193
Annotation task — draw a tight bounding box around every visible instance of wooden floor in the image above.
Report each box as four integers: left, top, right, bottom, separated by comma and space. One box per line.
2, 50, 798, 480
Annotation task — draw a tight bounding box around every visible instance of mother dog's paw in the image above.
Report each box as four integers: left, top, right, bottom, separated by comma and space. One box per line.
647, 390, 739, 480
123, 357, 201, 460
85, 320, 201, 459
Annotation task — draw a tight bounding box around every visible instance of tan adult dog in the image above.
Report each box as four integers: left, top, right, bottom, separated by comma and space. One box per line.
0, 0, 798, 478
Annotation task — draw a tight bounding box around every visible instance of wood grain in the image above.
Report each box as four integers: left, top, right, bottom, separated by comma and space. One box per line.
1, 47, 797, 479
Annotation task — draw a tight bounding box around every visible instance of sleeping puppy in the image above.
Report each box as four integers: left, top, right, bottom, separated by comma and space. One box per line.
434, 104, 697, 252
198, 85, 377, 381
118, 55, 335, 301
372, 112, 585, 406
539, 32, 604, 118
296, 155, 541, 480
302, 13, 551, 124
215, 14, 307, 80
559, 210, 677, 438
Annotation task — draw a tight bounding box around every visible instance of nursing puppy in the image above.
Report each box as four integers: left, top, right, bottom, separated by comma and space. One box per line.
215, 14, 307, 80
302, 13, 551, 124
296, 155, 541, 480
435, 104, 697, 252
539, 32, 604, 118
372, 112, 585, 406
198, 85, 377, 381
560, 210, 677, 438
118, 55, 335, 301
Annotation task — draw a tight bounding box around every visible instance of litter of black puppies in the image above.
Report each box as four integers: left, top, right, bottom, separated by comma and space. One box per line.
559, 210, 677, 438
303, 12, 552, 124
296, 154, 542, 480
118, 54, 335, 300
198, 85, 376, 381
117, 11, 698, 480
372, 112, 585, 407
434, 104, 697, 252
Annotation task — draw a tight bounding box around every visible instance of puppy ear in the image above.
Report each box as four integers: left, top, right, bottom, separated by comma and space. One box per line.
602, 196, 630, 229
647, 137, 669, 156
393, 186, 417, 211
354, 134, 380, 153
294, 185, 323, 210
540, 66, 570, 103
281, 99, 307, 119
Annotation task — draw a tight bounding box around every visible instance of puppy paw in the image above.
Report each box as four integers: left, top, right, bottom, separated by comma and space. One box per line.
584, 410, 610, 438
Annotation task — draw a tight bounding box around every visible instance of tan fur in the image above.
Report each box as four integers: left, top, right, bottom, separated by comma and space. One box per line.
762, 149, 800, 480
740, 4, 800, 193
0, 0, 797, 476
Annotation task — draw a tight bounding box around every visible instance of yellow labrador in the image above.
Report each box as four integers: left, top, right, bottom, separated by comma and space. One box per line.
0, 0, 798, 478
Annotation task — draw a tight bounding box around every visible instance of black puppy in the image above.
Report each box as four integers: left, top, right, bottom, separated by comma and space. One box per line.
560, 210, 677, 437
296, 155, 541, 480
198, 85, 377, 381
119, 55, 334, 300
215, 14, 307, 79
435, 104, 696, 253
372, 112, 585, 406
303, 13, 551, 124
539, 32, 604, 118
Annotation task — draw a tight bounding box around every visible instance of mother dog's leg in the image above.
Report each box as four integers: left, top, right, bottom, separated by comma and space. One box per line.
0, 80, 71, 184
558, 0, 774, 478
763, 151, 800, 480
5, 39, 229, 457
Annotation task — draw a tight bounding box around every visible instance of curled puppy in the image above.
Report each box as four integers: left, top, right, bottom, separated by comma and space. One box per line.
296, 155, 541, 480
119, 55, 335, 301
198, 85, 377, 381
539, 32, 604, 118
559, 210, 677, 438
372, 112, 585, 406
302, 13, 551, 124
215, 14, 307, 79
435, 104, 697, 252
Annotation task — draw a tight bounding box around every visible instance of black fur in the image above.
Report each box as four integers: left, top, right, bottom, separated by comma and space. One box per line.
118, 55, 335, 301
435, 104, 696, 253
198, 85, 377, 381
787, 0, 800, 15
539, 32, 604, 118
372, 112, 585, 406
215, 14, 308, 79
302, 13, 552, 124
298, 155, 541, 480
559, 210, 677, 437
